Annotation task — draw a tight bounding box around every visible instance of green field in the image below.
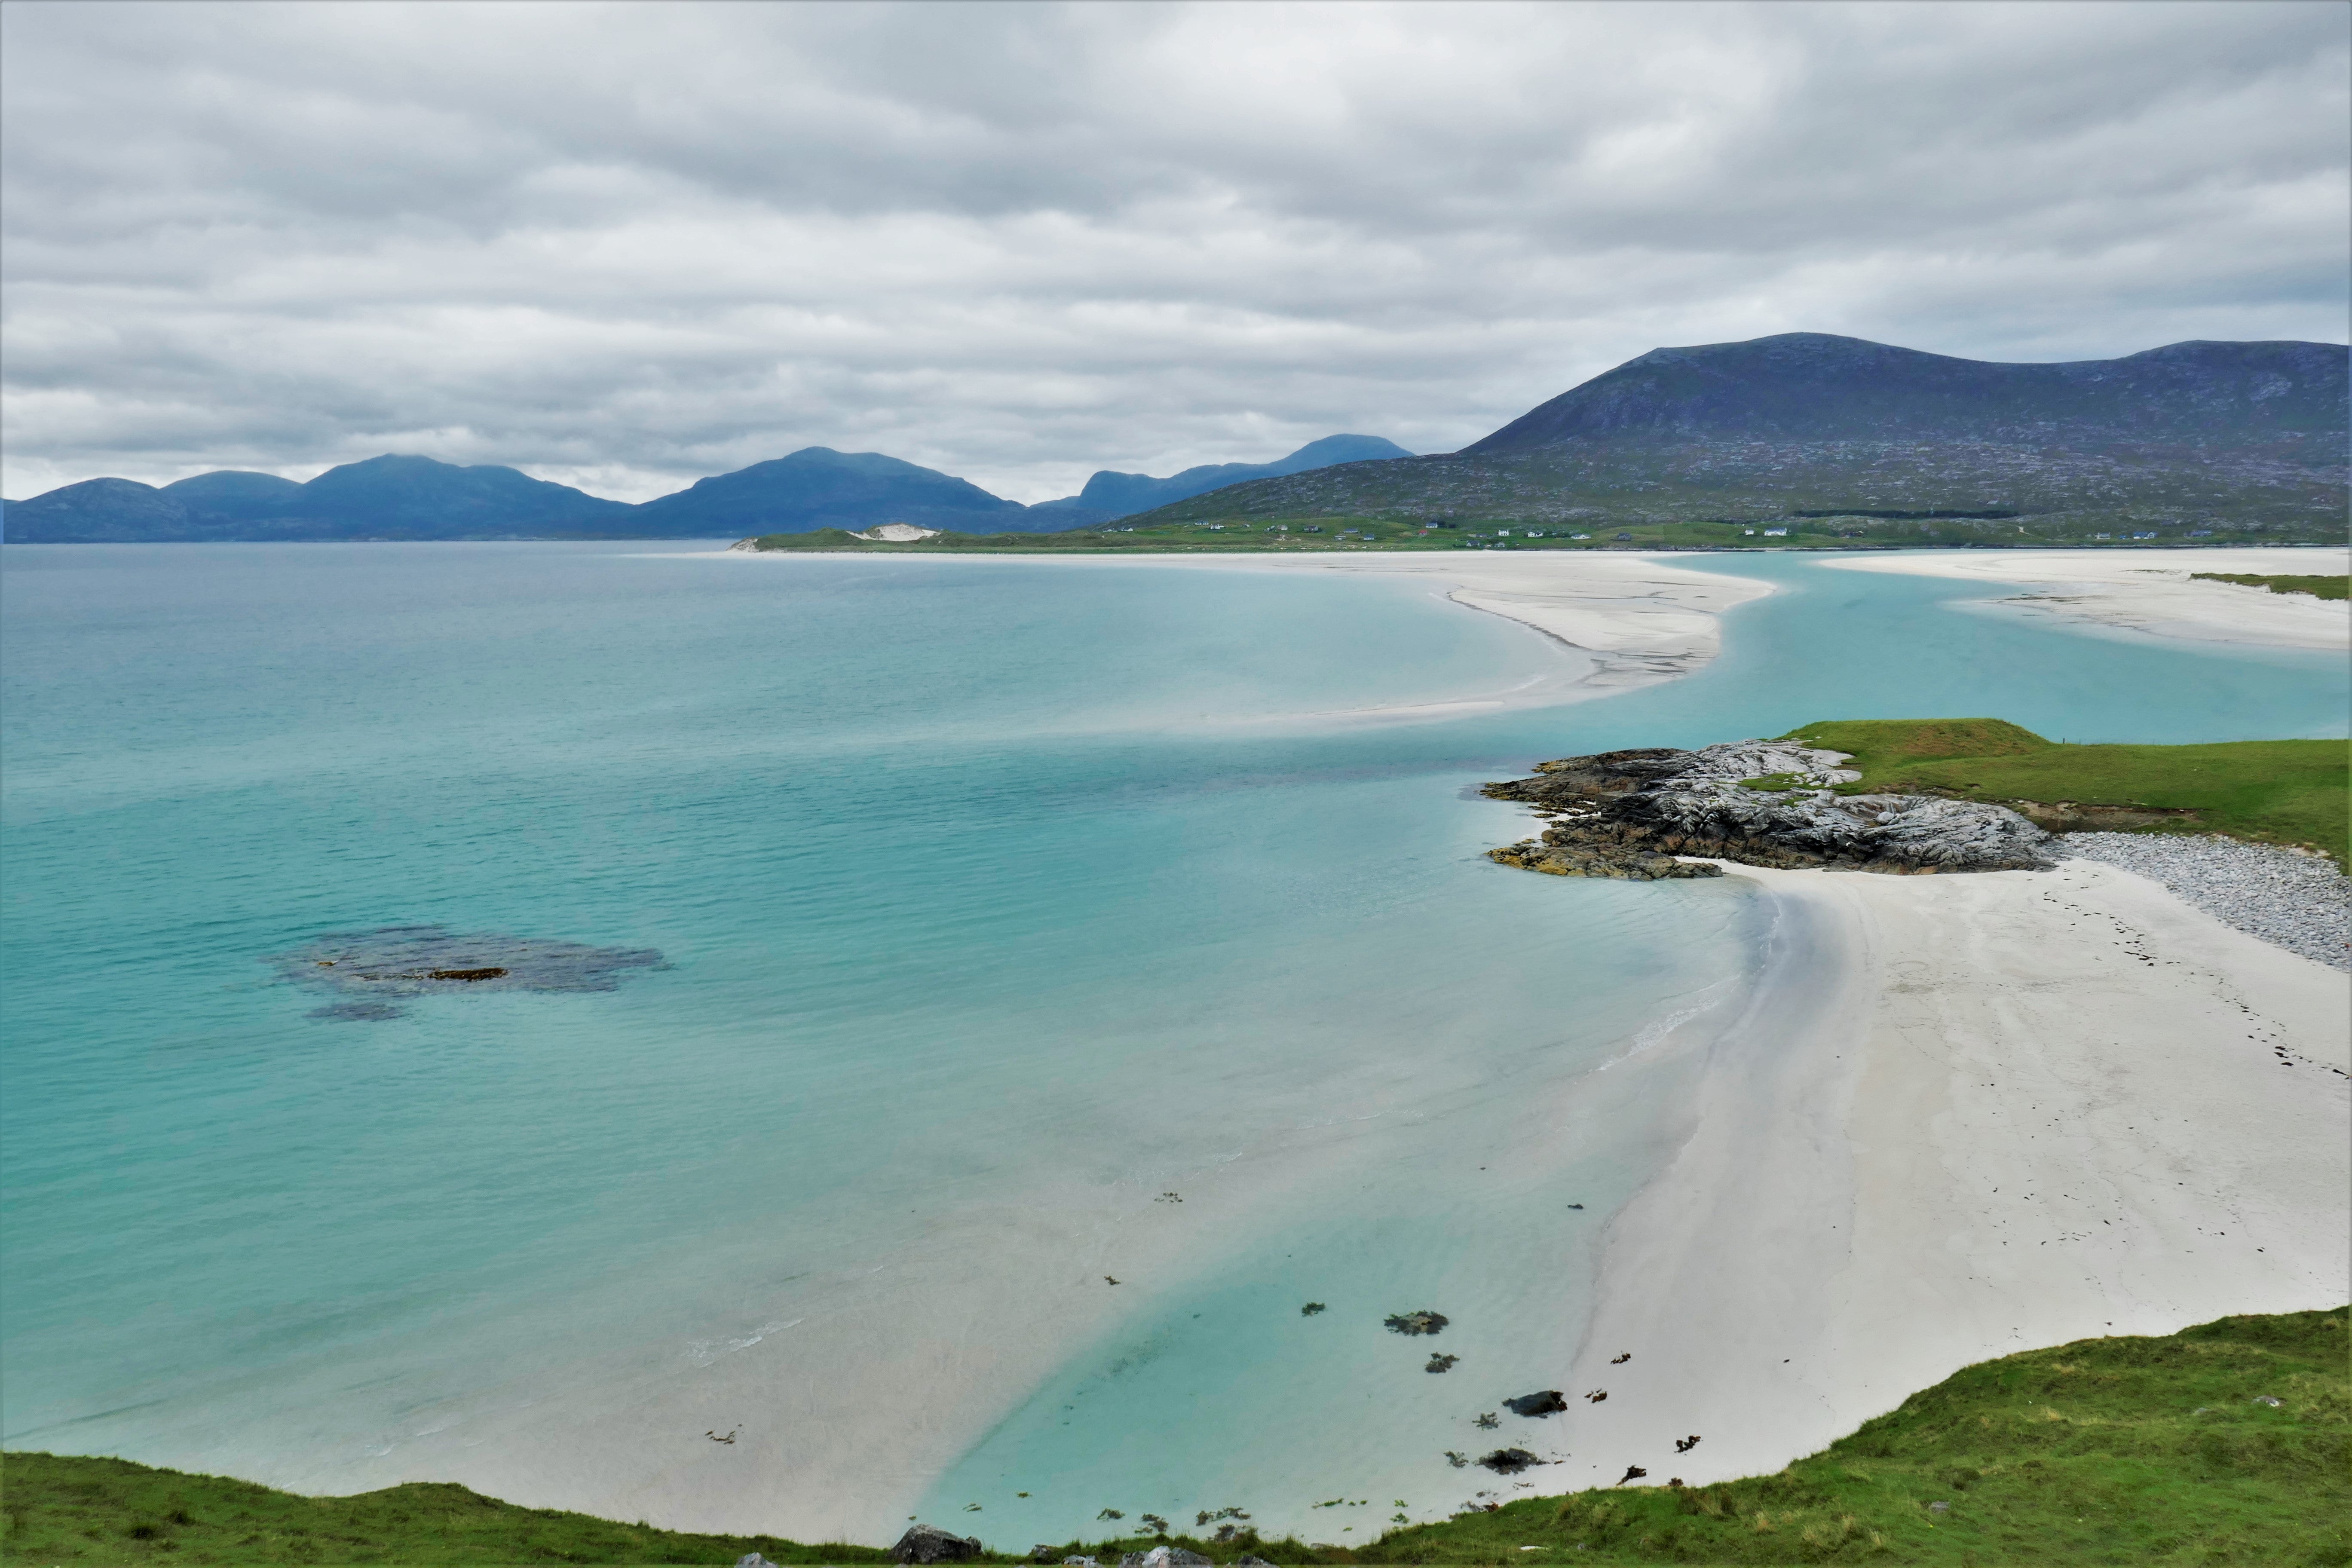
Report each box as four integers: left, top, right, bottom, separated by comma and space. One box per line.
1774, 718, 2350, 869
7, 1310, 2344, 1566
736, 518, 1884, 554
738, 515, 2318, 555
2190, 573, 2350, 601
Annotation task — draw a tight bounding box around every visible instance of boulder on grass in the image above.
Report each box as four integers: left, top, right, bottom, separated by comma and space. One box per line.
894, 1524, 983, 1563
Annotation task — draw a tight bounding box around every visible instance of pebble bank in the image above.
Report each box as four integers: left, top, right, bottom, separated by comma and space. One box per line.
2062, 832, 2352, 971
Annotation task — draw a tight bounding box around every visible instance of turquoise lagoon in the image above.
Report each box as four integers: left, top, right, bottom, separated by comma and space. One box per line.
2, 545, 2343, 1541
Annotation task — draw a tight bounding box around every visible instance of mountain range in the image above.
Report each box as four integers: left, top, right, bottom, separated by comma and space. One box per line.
1126, 334, 2347, 539
0, 436, 1413, 544
6, 333, 2343, 542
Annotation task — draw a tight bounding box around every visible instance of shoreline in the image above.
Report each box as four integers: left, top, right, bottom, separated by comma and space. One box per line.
1820, 546, 2349, 651
1552, 848, 2350, 1494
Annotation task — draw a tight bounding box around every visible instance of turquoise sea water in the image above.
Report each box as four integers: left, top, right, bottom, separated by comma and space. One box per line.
3, 545, 2344, 1541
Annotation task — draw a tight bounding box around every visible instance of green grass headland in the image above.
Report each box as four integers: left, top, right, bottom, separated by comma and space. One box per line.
1775, 718, 2350, 870
2190, 573, 2349, 601
6, 1309, 2343, 1565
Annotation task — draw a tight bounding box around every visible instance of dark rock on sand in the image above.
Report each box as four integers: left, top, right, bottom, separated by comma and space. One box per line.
1504, 1390, 1568, 1417
894, 1524, 983, 1563
1476, 1448, 1544, 1474
1486, 741, 2051, 879
1385, 1310, 1449, 1335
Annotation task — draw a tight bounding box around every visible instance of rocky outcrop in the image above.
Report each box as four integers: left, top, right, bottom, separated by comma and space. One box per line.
1486, 741, 2053, 879
1504, 1390, 1568, 1416
893, 1525, 983, 1563
1384, 1310, 1449, 1335
1476, 1448, 1545, 1474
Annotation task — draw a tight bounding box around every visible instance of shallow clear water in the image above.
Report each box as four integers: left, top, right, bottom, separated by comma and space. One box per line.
2, 544, 2343, 1542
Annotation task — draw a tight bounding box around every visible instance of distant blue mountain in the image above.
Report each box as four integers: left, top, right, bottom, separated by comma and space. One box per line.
625, 447, 1026, 537
1023, 434, 1415, 529
3, 455, 632, 542
0, 433, 1416, 541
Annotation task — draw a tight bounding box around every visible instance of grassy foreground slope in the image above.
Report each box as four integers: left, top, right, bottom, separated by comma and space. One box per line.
1776, 718, 2350, 869
1361, 1309, 2347, 1567
6, 1311, 2344, 1566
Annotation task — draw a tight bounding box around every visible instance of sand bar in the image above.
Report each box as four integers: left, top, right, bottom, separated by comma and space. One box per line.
1554, 852, 2350, 1494
704, 547, 1779, 705
1822, 547, 2349, 650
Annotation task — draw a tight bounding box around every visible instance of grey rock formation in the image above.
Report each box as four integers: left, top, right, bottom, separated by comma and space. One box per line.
1487, 741, 2052, 879
893, 1524, 984, 1563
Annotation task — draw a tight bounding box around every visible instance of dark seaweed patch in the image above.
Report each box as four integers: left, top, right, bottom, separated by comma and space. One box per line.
273, 926, 665, 1020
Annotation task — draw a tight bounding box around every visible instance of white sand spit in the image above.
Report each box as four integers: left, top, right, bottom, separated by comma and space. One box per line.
704, 547, 1777, 709
1236, 553, 1774, 686
1822, 548, 2348, 650
1559, 855, 2350, 1494
1012, 551, 1775, 693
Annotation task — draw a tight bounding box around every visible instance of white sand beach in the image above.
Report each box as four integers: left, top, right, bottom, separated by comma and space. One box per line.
1822, 547, 2349, 651
1555, 853, 2350, 1494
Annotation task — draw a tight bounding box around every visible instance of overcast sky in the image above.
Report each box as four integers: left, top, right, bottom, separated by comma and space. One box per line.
3, 0, 2346, 503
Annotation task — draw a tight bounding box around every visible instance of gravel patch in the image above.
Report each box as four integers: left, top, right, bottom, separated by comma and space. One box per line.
2061, 833, 2352, 971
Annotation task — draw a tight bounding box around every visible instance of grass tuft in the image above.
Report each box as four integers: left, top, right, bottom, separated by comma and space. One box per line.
2191, 572, 2349, 600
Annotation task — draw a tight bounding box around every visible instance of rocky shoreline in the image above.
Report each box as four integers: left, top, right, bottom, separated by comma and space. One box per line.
1484, 740, 2053, 879
1485, 740, 2352, 973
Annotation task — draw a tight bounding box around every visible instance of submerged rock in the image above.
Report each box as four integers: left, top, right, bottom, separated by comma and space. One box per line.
893, 1524, 983, 1563
1504, 1390, 1568, 1417
272, 926, 666, 1020
1384, 1309, 1449, 1336
1485, 740, 2052, 879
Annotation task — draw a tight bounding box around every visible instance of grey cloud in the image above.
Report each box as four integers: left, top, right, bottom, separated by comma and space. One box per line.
3, 0, 2344, 502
